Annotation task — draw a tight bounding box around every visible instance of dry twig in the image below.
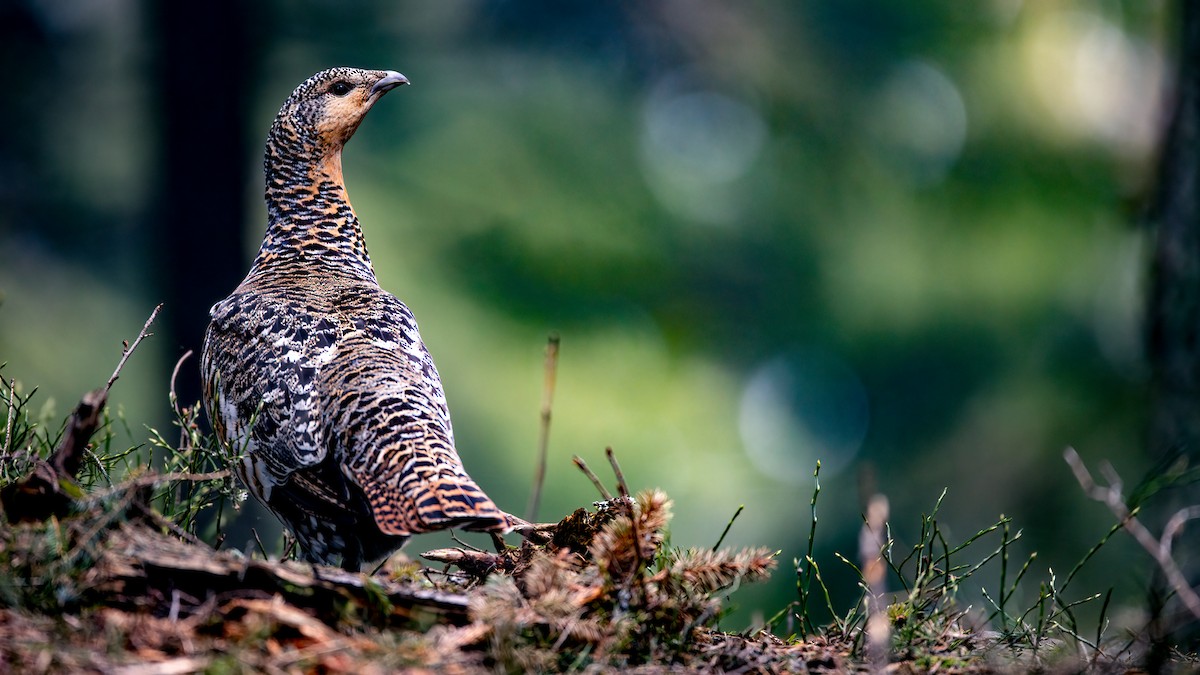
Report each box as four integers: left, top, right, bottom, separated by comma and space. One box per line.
859, 493, 890, 670
605, 446, 629, 498
713, 504, 744, 551
1064, 447, 1200, 620
1, 305, 164, 522
573, 455, 613, 500
107, 304, 162, 392
3, 377, 14, 454
84, 470, 230, 504
526, 334, 560, 521
170, 350, 192, 413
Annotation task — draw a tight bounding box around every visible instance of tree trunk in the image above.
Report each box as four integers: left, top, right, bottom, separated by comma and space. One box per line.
151, 0, 257, 406
1146, 0, 1200, 662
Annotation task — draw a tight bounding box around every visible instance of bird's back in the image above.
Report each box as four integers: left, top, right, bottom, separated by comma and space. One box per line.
204, 268, 509, 567
312, 274, 509, 536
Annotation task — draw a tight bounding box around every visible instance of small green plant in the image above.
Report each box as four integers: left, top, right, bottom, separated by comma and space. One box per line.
0, 366, 49, 486
770, 460, 1148, 672
143, 356, 245, 545
0, 364, 150, 494
0, 356, 243, 548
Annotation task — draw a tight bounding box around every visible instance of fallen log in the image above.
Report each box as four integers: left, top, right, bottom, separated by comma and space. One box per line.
87, 521, 471, 629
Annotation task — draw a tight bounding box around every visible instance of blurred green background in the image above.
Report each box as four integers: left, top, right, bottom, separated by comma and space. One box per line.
0, 1, 1174, 625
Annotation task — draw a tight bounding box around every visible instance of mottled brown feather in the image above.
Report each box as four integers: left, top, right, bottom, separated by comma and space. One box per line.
200, 67, 511, 570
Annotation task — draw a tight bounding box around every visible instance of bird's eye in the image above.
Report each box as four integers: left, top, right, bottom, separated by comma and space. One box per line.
329, 81, 353, 97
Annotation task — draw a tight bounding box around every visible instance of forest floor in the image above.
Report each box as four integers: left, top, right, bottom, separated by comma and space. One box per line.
3, 440, 1188, 674
0, 313, 1195, 673
0, 475, 1004, 674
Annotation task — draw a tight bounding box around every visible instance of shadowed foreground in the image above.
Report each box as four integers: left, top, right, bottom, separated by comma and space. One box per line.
0, 319, 1194, 673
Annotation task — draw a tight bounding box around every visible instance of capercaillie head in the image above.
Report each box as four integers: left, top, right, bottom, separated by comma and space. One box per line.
258, 68, 408, 274
267, 67, 409, 165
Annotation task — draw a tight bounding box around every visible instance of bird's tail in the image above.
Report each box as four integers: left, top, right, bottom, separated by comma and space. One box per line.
350, 453, 513, 537
406, 477, 513, 534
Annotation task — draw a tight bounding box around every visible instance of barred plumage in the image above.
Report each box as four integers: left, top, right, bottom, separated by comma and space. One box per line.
201, 67, 513, 570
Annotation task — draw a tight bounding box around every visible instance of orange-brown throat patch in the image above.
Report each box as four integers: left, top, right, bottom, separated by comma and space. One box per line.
317, 150, 346, 192
318, 94, 373, 147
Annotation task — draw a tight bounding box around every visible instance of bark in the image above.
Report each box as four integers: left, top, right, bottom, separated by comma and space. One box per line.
1146, 0, 1200, 663
91, 522, 471, 629
1149, 2, 1200, 467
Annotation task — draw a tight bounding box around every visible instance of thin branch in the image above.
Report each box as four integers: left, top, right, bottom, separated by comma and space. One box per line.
525, 333, 560, 521
573, 455, 612, 500
605, 446, 645, 585
170, 350, 193, 411
171, 350, 195, 452
605, 446, 629, 498
2, 378, 14, 455
450, 531, 486, 553
1161, 505, 1200, 559
1064, 447, 1200, 620
251, 527, 270, 559
713, 504, 745, 551
107, 303, 163, 392
860, 493, 890, 670
85, 469, 230, 503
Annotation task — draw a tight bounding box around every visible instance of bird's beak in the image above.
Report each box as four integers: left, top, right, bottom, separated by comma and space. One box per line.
370, 71, 410, 97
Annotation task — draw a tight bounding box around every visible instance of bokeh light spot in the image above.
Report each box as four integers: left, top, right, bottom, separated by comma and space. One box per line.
738, 349, 870, 483
866, 60, 967, 186
639, 74, 767, 225
1023, 10, 1164, 157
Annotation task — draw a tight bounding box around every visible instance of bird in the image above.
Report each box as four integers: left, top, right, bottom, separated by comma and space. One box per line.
201, 67, 516, 570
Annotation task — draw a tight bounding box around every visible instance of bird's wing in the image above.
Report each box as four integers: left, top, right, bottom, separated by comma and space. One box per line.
325, 287, 510, 536
202, 290, 339, 498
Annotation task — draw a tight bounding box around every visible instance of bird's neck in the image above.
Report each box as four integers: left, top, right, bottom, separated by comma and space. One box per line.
252, 135, 376, 281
